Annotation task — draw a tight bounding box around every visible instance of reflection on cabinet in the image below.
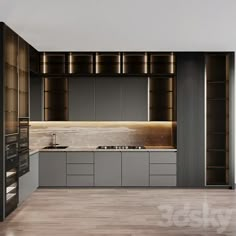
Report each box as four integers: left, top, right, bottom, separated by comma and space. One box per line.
41, 53, 65, 74
121, 78, 147, 121
122, 152, 149, 186
19, 37, 29, 118
44, 78, 68, 121
4, 25, 18, 135
206, 54, 229, 186
94, 152, 121, 186
95, 78, 122, 121
39, 152, 66, 187
69, 78, 95, 121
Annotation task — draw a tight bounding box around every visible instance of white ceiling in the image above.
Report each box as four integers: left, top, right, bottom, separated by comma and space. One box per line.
1, 0, 236, 51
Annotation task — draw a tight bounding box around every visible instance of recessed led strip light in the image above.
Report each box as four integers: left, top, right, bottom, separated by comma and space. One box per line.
95, 53, 99, 73
69, 53, 73, 74
144, 53, 148, 74
43, 53, 46, 73
170, 52, 174, 73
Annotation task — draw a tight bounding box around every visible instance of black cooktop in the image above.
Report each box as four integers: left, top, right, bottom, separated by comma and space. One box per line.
96, 146, 145, 150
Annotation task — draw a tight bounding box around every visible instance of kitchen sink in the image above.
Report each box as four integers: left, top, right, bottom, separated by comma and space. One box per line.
43, 146, 68, 149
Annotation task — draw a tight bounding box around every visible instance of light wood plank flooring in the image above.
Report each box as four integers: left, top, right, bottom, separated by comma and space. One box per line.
1, 188, 236, 236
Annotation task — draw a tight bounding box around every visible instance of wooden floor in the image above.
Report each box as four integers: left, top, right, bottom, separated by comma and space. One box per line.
1, 188, 236, 236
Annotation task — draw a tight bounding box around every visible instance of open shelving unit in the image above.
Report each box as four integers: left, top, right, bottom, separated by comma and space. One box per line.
206, 54, 229, 185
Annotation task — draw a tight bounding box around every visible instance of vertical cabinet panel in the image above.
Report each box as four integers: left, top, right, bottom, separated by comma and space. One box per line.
95, 78, 122, 121
39, 152, 66, 187
176, 53, 205, 187
94, 152, 121, 186
121, 78, 148, 121
122, 152, 149, 186
69, 78, 95, 121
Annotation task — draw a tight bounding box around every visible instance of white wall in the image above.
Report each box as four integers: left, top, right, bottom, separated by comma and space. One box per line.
1, 0, 236, 51
0, 0, 235, 183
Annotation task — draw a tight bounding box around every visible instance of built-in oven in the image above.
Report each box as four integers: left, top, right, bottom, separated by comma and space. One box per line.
5, 134, 18, 171
19, 148, 29, 176
19, 118, 29, 150
18, 118, 29, 176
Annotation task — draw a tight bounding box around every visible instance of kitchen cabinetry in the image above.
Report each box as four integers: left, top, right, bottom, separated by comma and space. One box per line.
94, 152, 121, 186
19, 152, 39, 203
121, 78, 147, 121
69, 78, 95, 121
122, 152, 149, 186
39, 152, 66, 187
67, 152, 94, 186
95, 78, 122, 121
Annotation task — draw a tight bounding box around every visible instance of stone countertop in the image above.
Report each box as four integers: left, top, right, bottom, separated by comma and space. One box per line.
30, 146, 177, 153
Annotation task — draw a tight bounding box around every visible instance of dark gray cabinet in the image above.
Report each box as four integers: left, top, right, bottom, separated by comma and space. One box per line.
95, 78, 122, 121
19, 152, 39, 203
69, 78, 95, 121
122, 152, 149, 186
176, 53, 205, 187
94, 152, 121, 186
121, 78, 147, 121
30, 75, 43, 120
39, 152, 66, 187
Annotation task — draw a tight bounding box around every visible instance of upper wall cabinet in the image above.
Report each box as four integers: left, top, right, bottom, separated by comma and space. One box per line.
40, 52, 176, 76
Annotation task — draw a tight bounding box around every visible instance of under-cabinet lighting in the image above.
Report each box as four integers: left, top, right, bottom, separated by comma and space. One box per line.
69, 53, 73, 74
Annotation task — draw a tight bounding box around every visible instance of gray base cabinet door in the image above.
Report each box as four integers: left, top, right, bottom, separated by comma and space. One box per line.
122, 152, 149, 186
19, 152, 39, 203
39, 152, 66, 187
95, 152, 121, 186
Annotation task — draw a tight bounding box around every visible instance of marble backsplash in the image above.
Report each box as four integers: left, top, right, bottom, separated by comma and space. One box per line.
29, 122, 176, 148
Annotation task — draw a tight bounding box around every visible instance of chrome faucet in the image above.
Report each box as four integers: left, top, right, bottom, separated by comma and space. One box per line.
51, 133, 58, 147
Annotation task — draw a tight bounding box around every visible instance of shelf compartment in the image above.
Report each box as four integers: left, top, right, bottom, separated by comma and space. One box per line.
68, 53, 93, 74
206, 54, 229, 186
96, 53, 120, 74
150, 53, 176, 74
41, 53, 66, 74
123, 53, 147, 74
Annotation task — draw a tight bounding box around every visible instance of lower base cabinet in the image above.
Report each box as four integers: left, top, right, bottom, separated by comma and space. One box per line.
39, 152, 66, 187
19, 152, 39, 203
95, 152, 121, 186
122, 152, 149, 186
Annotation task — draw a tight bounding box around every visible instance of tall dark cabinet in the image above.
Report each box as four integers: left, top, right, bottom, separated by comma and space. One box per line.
0, 23, 30, 221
